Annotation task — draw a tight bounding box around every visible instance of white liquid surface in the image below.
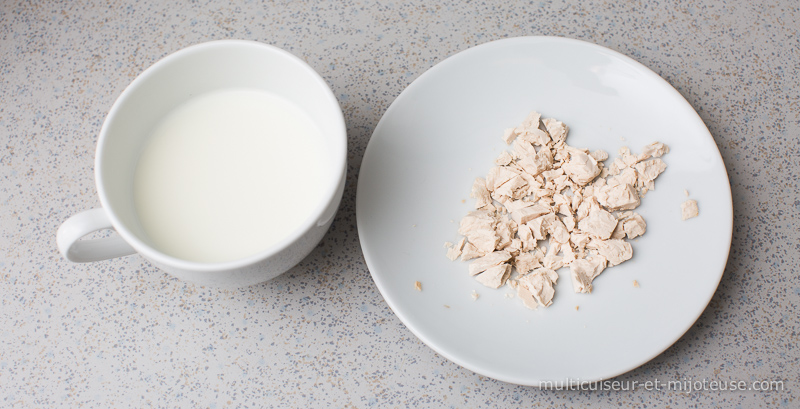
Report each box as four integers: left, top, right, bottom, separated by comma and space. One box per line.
134, 89, 326, 263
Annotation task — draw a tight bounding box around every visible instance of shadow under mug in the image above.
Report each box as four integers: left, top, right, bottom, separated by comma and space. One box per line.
57, 40, 347, 287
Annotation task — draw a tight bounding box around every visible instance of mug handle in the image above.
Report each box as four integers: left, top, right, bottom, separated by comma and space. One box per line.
57, 208, 137, 262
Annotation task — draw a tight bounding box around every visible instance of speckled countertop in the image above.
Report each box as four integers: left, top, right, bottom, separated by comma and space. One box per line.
1, 1, 798, 407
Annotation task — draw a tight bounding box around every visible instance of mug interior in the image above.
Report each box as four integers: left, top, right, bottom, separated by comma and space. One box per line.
96, 40, 345, 266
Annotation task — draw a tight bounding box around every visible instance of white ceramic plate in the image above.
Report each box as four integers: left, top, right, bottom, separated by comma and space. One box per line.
356, 37, 732, 386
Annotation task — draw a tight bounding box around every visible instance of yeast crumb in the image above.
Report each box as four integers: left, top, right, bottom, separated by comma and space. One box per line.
681, 199, 699, 220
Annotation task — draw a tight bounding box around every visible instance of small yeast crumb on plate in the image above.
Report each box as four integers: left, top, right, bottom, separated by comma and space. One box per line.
681, 199, 699, 220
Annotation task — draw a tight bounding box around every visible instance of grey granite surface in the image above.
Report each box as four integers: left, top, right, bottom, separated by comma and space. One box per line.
1, 0, 798, 407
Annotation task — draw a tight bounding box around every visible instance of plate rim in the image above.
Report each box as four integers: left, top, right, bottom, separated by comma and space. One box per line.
356, 35, 733, 386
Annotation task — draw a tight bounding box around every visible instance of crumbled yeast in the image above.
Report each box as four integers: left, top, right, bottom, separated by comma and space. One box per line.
446, 110, 675, 309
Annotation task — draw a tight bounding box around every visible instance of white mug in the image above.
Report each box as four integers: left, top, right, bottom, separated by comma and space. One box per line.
57, 40, 347, 287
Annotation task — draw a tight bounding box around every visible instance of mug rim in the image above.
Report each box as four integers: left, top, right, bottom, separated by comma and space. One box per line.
95, 39, 347, 272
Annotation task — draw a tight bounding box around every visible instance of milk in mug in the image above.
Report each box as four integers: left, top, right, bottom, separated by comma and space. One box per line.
133, 88, 327, 263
